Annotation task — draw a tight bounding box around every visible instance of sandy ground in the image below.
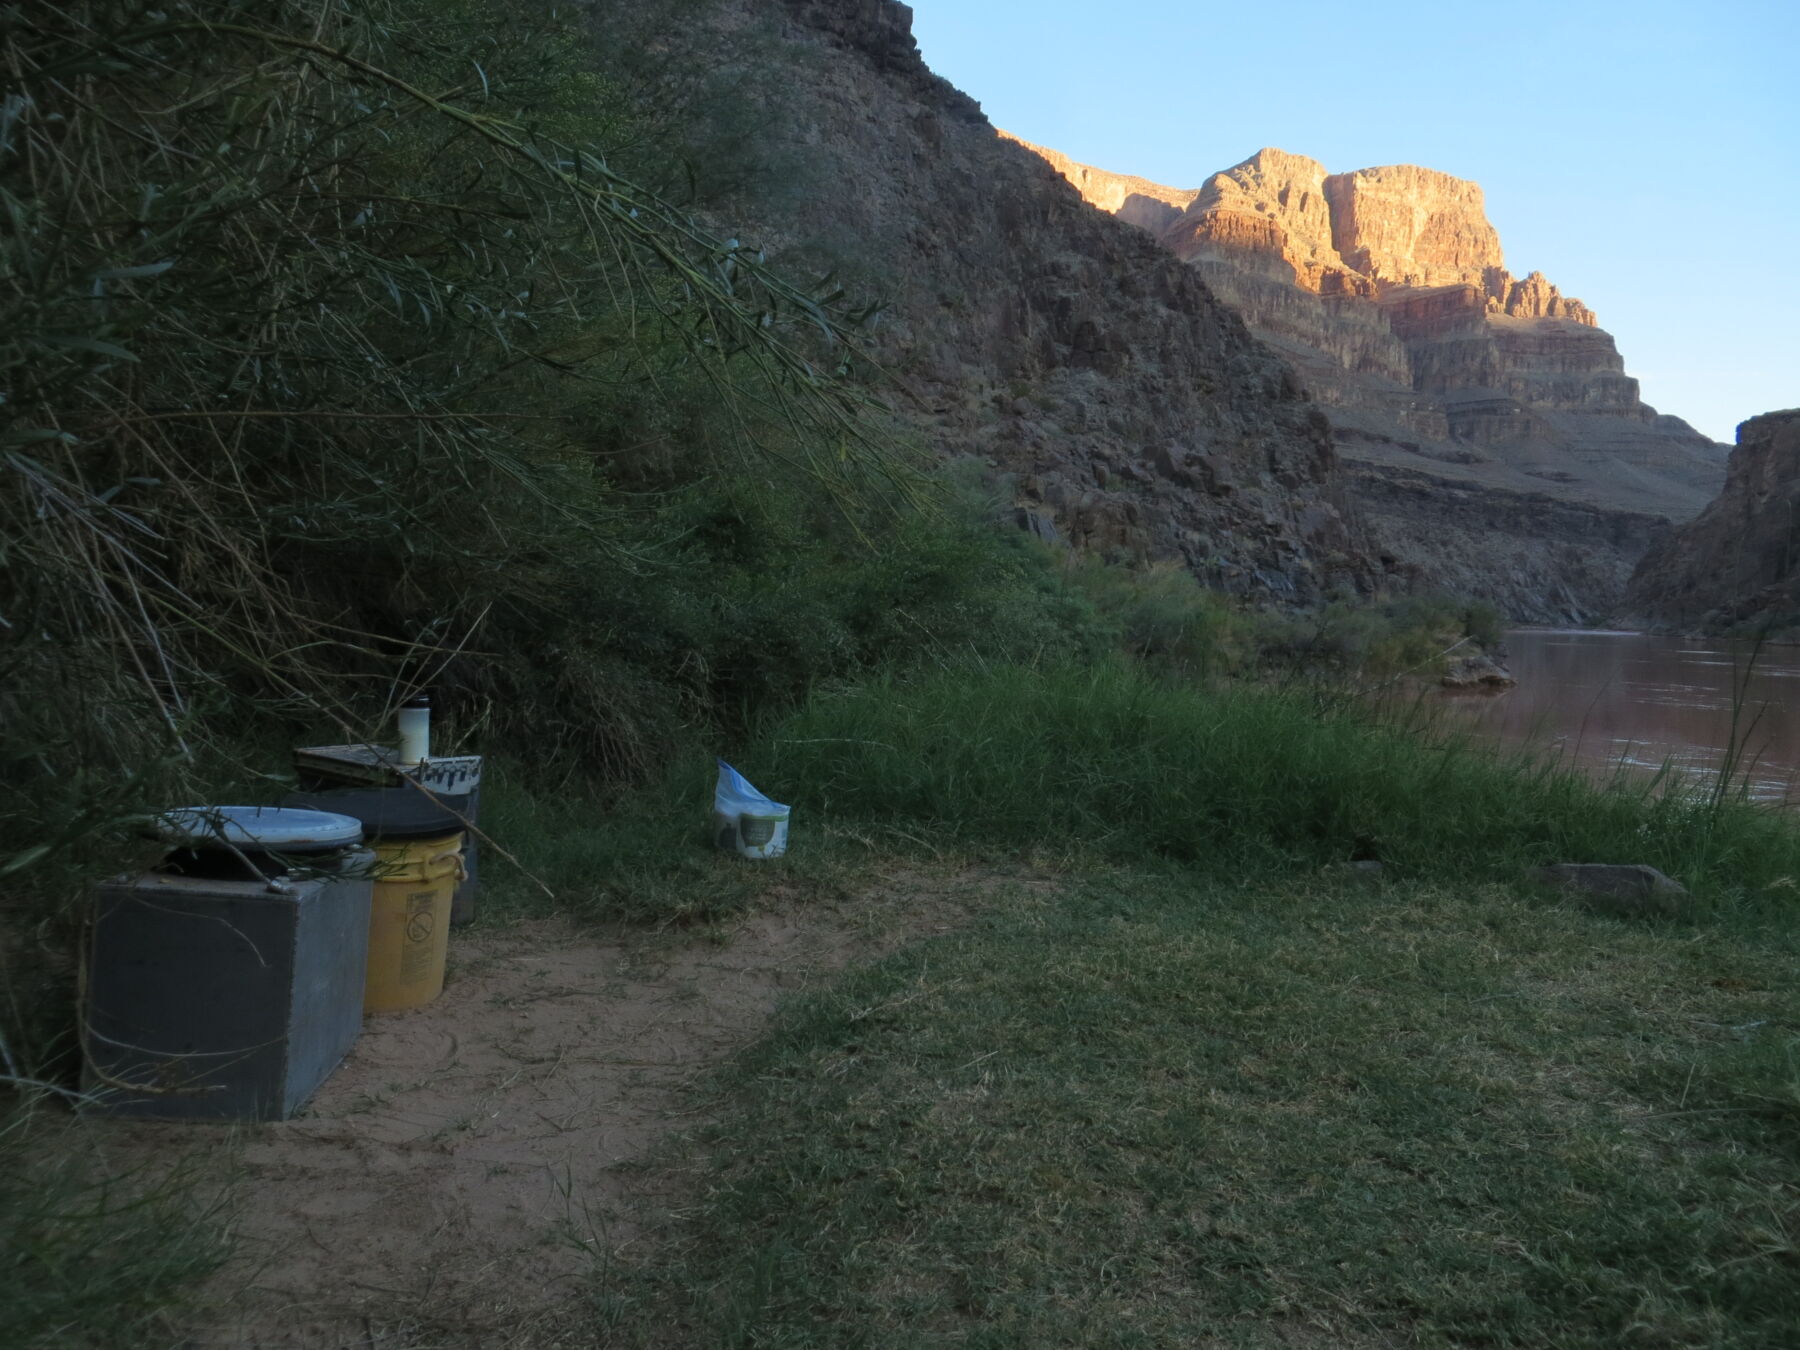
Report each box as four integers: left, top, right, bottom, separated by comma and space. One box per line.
98, 871, 995, 1349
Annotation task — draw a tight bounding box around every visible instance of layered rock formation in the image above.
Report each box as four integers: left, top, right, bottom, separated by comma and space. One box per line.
1325, 163, 1506, 291
1626, 410, 1800, 630
1008, 140, 1200, 234
682, 1, 1384, 600
1011, 139, 1729, 621
1357, 466, 1670, 624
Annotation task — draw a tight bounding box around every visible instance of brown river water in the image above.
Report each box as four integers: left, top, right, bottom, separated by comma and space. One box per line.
1443, 629, 1800, 805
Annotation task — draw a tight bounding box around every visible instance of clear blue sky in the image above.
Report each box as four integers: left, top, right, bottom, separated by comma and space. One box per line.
910, 0, 1797, 444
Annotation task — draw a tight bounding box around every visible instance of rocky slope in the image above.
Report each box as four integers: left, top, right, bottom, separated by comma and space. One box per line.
688, 1, 1381, 601
1625, 410, 1800, 630
1009, 138, 1730, 621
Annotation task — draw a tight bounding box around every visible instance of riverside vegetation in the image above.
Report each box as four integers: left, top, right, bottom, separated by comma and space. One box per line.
2, 3, 1796, 1347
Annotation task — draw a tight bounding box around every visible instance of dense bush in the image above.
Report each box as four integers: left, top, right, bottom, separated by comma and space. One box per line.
0, 0, 914, 1066
1256, 592, 1503, 681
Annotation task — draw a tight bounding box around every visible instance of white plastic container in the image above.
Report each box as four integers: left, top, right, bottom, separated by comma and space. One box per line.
712, 760, 790, 860
397, 694, 431, 765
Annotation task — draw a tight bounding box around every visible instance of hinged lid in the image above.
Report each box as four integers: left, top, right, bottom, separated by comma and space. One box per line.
281, 786, 465, 842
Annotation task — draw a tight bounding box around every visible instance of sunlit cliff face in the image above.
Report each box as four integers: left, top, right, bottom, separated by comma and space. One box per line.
1002, 135, 1595, 324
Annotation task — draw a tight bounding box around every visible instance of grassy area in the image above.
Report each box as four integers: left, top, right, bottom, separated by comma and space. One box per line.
561, 659, 1800, 1346
624, 866, 1800, 1348
475, 754, 894, 926
743, 660, 1800, 896
471, 654, 1800, 941
13, 660, 1800, 1346
0, 1115, 231, 1349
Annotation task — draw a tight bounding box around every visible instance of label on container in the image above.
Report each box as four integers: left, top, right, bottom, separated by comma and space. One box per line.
739, 814, 780, 846
400, 891, 437, 982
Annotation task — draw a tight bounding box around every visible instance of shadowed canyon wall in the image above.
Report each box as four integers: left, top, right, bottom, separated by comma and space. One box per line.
704, 1, 1387, 601
1626, 410, 1800, 631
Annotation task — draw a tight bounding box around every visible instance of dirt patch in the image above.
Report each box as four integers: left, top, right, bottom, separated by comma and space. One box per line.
98, 869, 1006, 1348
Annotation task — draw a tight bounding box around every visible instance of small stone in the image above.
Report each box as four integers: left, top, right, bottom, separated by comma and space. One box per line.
1528, 863, 1689, 919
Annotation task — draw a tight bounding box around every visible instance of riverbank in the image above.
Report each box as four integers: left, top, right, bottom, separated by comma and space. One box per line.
23, 861, 1800, 1349
11, 661, 1800, 1347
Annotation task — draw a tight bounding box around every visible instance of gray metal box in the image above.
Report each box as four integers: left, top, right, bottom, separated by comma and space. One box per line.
82, 857, 373, 1121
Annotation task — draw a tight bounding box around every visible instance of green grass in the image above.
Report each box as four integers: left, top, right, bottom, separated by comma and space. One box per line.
740, 660, 1800, 897
0, 1114, 231, 1349
570, 659, 1800, 1345
622, 867, 1800, 1348
12, 655, 1799, 1347
484, 656, 1800, 933
475, 756, 893, 927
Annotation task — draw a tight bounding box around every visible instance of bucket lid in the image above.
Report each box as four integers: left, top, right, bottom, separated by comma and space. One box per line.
281, 785, 464, 841
155, 805, 365, 853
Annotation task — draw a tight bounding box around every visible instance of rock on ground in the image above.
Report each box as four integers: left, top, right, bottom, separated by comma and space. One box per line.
1528, 863, 1689, 919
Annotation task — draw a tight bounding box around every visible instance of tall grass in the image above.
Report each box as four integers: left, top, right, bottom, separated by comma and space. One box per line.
0, 1114, 230, 1348
745, 660, 1800, 893
2, 0, 906, 773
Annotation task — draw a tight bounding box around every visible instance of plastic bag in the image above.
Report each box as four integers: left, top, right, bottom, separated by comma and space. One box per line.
713, 759, 790, 860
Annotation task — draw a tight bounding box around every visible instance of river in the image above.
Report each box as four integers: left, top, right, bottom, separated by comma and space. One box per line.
1444, 629, 1800, 804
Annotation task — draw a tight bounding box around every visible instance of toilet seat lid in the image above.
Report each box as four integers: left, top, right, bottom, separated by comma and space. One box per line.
154, 805, 365, 852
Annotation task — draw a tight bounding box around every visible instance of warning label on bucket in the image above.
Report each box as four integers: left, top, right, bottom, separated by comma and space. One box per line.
400, 891, 436, 981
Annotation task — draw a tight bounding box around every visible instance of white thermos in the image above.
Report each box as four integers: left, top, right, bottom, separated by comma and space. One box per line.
397, 693, 431, 765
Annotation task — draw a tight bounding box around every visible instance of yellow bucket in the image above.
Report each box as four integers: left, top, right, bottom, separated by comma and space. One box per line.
363, 831, 463, 1014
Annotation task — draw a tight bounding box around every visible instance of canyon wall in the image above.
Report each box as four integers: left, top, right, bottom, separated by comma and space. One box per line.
1626, 410, 1800, 630
696, 1, 1386, 601
1012, 139, 1730, 621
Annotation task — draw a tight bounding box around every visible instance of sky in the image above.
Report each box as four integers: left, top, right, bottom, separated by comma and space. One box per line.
908, 0, 1797, 445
